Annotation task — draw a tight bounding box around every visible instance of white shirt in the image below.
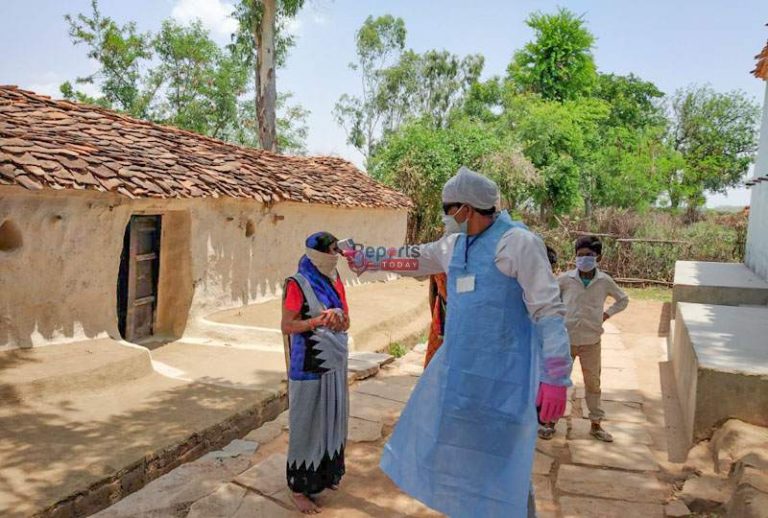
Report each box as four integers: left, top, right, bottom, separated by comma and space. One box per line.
558, 269, 629, 346
405, 228, 566, 321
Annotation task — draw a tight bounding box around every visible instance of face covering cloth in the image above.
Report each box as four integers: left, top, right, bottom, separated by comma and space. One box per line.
306, 247, 339, 280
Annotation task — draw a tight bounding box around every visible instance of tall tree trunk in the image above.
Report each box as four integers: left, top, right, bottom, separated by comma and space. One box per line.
251, 7, 261, 147
257, 0, 277, 152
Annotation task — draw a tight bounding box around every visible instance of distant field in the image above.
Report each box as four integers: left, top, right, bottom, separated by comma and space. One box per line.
709, 206, 748, 213
625, 286, 672, 302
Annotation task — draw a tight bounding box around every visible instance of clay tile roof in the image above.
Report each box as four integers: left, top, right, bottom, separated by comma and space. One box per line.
753, 36, 768, 80
0, 86, 411, 209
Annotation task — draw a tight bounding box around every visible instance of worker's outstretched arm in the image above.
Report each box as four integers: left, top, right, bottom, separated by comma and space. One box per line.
345, 234, 458, 277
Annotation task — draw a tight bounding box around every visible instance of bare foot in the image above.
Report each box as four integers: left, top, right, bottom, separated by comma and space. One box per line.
292, 492, 321, 514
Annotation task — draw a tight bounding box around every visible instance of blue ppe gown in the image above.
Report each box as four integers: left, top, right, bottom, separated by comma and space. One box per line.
381, 212, 564, 517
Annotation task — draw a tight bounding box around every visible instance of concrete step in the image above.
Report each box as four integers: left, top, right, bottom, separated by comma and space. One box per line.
0, 339, 153, 403
204, 278, 431, 353
151, 341, 286, 391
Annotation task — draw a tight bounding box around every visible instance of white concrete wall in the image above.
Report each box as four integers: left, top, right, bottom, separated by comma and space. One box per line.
0, 188, 408, 349
746, 82, 768, 280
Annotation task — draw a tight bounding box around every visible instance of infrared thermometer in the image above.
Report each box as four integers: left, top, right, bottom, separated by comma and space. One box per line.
337, 238, 356, 251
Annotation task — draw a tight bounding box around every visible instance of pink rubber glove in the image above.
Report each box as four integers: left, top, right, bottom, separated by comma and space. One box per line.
536, 383, 567, 423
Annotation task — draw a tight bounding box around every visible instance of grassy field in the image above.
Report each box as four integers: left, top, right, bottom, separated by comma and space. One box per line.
624, 286, 672, 302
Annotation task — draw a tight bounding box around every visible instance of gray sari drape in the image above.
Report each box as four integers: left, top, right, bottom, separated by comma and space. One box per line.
287, 273, 349, 471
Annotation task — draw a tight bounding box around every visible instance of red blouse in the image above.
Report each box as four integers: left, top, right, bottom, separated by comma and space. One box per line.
284, 278, 349, 314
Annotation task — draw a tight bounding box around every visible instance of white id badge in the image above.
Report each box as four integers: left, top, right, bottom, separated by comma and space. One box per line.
456, 274, 476, 293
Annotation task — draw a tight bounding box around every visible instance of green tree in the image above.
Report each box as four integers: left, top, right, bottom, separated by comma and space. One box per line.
370, 119, 501, 241
336, 16, 484, 167
61, 0, 154, 116
665, 85, 760, 216
334, 15, 407, 165
62, 1, 309, 153
590, 127, 672, 210
594, 73, 665, 129
507, 8, 597, 101
229, 92, 309, 154
584, 73, 668, 212
380, 50, 484, 129
462, 77, 505, 123
505, 94, 609, 221
153, 20, 249, 138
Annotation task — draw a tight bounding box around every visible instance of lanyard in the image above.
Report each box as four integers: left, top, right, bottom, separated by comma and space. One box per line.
463, 224, 492, 269
464, 235, 477, 268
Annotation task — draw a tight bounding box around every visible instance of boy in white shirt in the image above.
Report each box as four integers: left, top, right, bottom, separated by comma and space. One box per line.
538, 236, 629, 442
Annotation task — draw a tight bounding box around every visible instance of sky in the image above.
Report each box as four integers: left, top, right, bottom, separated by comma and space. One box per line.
1, 0, 766, 207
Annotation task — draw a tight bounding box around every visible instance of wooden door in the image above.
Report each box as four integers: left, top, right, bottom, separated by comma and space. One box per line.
117, 215, 161, 342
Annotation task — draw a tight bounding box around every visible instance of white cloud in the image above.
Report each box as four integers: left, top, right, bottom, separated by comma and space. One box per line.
171, 0, 238, 38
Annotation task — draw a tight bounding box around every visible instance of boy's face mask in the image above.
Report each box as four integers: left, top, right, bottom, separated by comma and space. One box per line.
575, 255, 597, 273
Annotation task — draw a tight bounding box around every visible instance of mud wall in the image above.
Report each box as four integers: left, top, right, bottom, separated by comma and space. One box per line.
0, 187, 408, 349
183, 197, 407, 336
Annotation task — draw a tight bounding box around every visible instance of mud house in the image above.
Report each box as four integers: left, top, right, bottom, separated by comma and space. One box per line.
667, 40, 768, 448
0, 86, 410, 350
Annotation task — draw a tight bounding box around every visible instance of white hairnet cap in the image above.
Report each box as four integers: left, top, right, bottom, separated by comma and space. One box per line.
442, 166, 500, 210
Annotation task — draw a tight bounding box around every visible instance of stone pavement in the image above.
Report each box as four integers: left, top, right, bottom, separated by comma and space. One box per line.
93, 318, 683, 518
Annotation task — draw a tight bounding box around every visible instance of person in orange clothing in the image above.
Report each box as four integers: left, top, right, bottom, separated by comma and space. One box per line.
424, 273, 448, 367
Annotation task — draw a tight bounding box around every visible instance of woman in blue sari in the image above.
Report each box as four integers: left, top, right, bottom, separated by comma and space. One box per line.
281, 232, 350, 514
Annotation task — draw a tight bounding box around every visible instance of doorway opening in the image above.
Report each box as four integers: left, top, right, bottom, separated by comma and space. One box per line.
117, 215, 162, 343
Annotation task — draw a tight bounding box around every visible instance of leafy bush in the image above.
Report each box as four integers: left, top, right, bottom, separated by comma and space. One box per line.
529, 208, 746, 283
388, 342, 408, 358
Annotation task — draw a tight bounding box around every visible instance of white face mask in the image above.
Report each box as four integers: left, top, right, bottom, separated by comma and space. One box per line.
575, 255, 597, 273
442, 205, 468, 235
306, 248, 339, 279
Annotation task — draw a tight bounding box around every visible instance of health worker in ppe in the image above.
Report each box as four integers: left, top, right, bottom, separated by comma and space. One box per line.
346, 166, 572, 518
